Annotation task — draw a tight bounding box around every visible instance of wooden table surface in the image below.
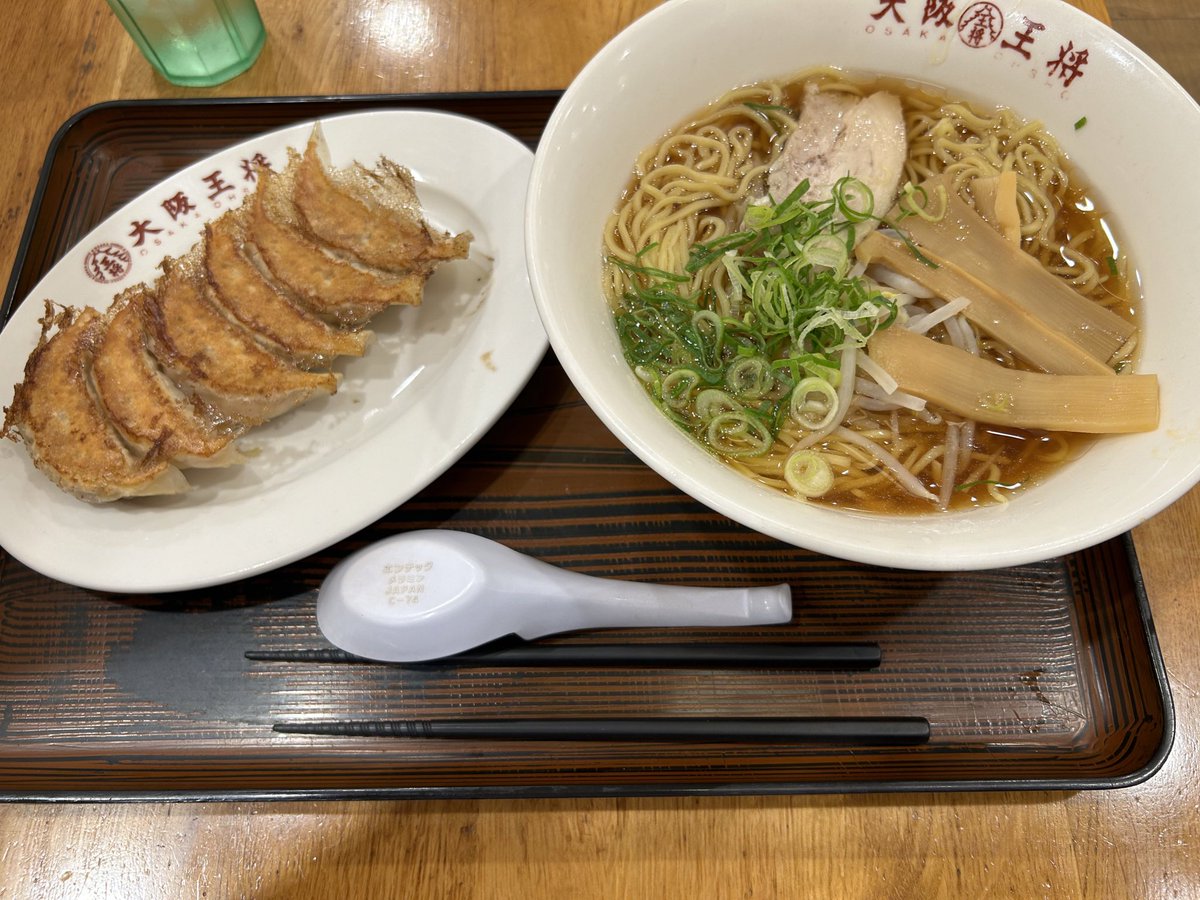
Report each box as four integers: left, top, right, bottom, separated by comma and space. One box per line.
1, 0, 1197, 897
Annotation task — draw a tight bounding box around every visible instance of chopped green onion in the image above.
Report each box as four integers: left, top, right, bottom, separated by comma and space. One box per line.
897, 182, 947, 223
891, 227, 940, 270
660, 369, 700, 409
832, 178, 875, 223
784, 450, 835, 497
610, 175, 903, 474
611, 255, 690, 284
706, 412, 773, 457
1106, 256, 1120, 278
1074, 116, 1087, 130
790, 377, 840, 430
694, 389, 742, 420
725, 356, 774, 400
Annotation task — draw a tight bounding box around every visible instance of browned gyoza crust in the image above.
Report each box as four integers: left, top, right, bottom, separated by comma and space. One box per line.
91, 287, 246, 468
1, 303, 188, 502
3, 125, 474, 503
205, 209, 372, 368
140, 250, 339, 424
292, 129, 471, 272
248, 164, 428, 327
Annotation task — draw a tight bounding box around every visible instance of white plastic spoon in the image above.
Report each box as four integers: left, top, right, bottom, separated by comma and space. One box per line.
316, 530, 792, 662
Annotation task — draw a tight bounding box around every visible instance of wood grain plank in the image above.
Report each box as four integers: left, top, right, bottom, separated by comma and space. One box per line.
3, 2, 1200, 900
1107, 17, 1200, 98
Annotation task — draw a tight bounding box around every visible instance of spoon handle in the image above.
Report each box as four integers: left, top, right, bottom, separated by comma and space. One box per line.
516, 572, 793, 639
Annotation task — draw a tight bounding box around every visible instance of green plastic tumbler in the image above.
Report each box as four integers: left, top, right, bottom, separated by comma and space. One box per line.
106, 0, 267, 87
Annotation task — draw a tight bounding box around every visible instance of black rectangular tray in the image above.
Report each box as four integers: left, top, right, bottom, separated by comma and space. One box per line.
0, 94, 1174, 800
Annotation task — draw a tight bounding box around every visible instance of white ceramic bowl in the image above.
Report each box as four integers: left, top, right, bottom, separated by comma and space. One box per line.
526, 0, 1200, 570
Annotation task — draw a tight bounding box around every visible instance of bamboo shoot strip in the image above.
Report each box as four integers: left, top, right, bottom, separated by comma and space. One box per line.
867, 327, 1159, 433
887, 175, 1135, 364
970, 171, 1022, 246
856, 231, 1114, 376
993, 170, 1022, 246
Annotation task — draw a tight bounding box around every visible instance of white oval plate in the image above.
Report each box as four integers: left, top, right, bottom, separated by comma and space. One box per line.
0, 109, 546, 592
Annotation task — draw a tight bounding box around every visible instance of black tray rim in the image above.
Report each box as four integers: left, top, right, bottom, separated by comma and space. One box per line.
0, 95, 1176, 802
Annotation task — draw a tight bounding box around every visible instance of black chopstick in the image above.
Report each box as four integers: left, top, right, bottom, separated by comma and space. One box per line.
246, 641, 882, 669
272, 716, 930, 745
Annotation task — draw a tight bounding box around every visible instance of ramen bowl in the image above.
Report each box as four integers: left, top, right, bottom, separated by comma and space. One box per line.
525, 0, 1200, 570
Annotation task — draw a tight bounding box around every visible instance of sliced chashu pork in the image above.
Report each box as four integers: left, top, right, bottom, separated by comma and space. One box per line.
768, 83, 907, 243
1, 303, 188, 502
141, 250, 339, 424
205, 209, 372, 369
249, 163, 428, 327
91, 287, 247, 468
292, 128, 471, 273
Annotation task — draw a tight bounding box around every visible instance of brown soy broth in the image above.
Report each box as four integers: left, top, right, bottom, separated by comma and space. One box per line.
609, 68, 1141, 515
1056, 188, 1139, 325
814, 421, 1097, 514
785, 70, 1136, 514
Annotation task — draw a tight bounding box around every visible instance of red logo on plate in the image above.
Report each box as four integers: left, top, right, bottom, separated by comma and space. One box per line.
83, 242, 132, 284
957, 1, 1003, 48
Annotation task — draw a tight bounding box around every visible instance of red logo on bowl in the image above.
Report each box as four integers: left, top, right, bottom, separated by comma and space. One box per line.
83, 242, 132, 285
957, 2, 1003, 48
